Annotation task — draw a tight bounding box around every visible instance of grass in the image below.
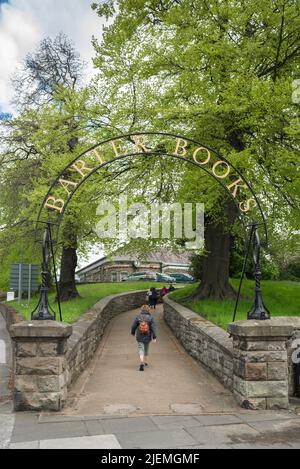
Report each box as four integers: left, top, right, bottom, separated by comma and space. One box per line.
9, 282, 170, 324
9, 279, 299, 329
169, 279, 300, 330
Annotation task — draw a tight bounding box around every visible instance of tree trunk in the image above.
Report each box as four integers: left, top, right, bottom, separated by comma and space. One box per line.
57, 137, 80, 303
191, 130, 245, 301
58, 246, 80, 302
191, 200, 237, 300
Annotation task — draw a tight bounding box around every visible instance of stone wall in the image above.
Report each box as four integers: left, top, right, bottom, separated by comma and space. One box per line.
228, 319, 296, 410
0, 302, 25, 329
164, 296, 300, 410
7, 290, 146, 411
4, 289, 300, 412
163, 296, 234, 391
10, 321, 72, 411
66, 290, 147, 387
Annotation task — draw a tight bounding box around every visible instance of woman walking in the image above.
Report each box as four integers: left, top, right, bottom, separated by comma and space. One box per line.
131, 305, 157, 371
148, 286, 158, 309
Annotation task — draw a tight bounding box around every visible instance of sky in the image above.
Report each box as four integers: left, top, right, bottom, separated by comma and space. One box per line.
0, 0, 104, 113
0, 0, 105, 267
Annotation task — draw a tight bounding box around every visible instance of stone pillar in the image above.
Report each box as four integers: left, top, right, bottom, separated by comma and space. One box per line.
228, 320, 294, 410
10, 320, 72, 412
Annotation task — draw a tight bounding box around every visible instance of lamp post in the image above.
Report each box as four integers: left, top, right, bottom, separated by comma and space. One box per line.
247, 224, 270, 320
31, 223, 56, 321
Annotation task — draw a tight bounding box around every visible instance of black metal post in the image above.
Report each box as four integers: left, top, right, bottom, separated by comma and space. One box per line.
32, 223, 56, 321
48, 223, 62, 322
247, 224, 270, 320
232, 224, 255, 323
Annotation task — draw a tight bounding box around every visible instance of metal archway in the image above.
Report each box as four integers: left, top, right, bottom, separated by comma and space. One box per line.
32, 132, 270, 322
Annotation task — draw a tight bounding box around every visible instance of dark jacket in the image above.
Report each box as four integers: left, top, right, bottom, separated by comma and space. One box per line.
149, 288, 158, 299
131, 312, 157, 343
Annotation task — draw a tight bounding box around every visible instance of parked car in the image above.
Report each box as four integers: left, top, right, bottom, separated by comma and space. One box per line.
123, 271, 157, 281
155, 273, 176, 283
168, 273, 195, 283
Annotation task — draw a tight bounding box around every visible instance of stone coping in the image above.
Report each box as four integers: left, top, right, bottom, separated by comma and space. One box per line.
228, 318, 298, 338
1, 289, 147, 341
163, 296, 233, 356
69, 289, 147, 329
74, 290, 145, 323
10, 320, 72, 339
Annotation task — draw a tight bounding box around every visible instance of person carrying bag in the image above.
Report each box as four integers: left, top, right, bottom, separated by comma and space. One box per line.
131, 305, 157, 371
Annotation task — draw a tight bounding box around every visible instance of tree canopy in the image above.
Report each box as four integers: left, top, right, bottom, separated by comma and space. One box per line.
0, 1, 299, 299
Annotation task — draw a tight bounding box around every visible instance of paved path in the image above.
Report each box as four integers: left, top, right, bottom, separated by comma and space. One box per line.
64, 306, 239, 417
8, 411, 300, 449
0, 402, 14, 449
2, 306, 300, 449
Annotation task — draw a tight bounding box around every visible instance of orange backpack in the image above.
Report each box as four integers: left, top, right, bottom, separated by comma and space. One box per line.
138, 315, 150, 334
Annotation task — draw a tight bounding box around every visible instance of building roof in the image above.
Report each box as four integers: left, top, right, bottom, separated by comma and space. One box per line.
77, 250, 191, 275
